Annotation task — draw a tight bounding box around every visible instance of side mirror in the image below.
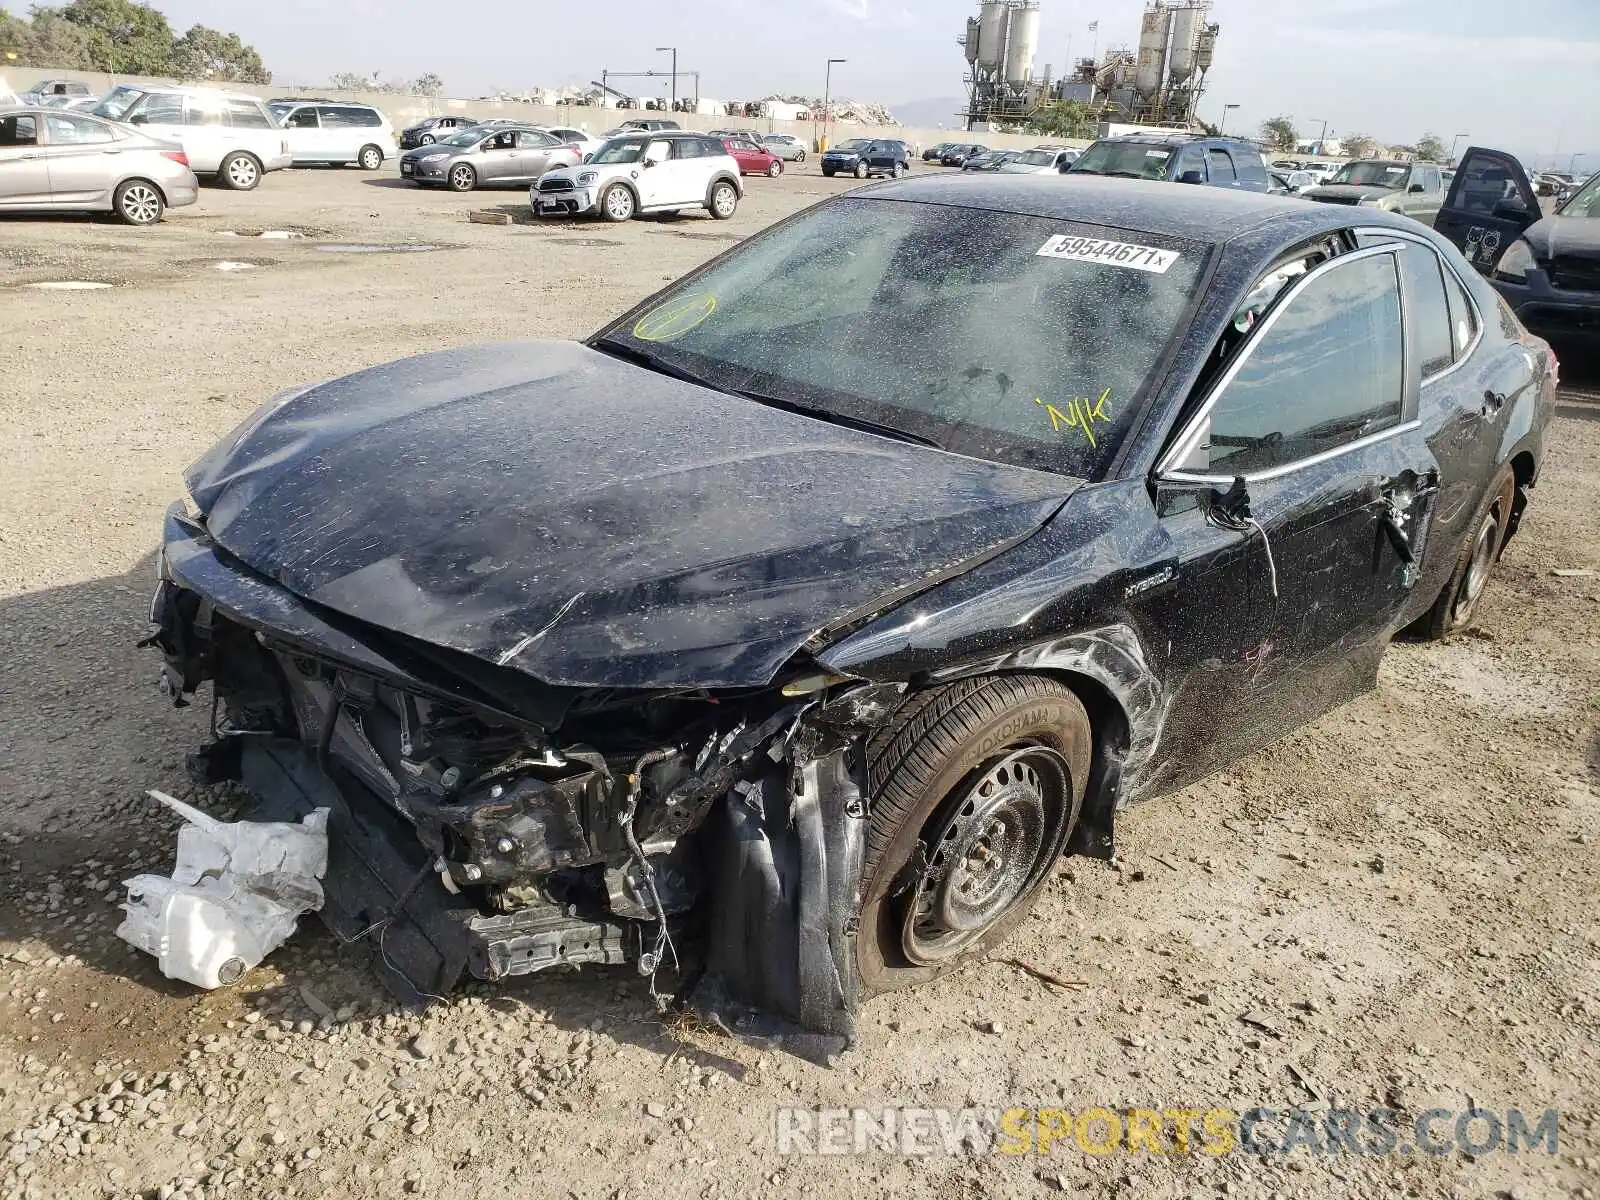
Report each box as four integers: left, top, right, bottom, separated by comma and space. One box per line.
642, 158, 656, 169
1408, 182, 1425, 193
1178, 169, 1204, 185
128, 114, 148, 125
582, 152, 593, 164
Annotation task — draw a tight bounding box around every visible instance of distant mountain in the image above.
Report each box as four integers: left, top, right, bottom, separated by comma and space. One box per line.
890, 97, 968, 130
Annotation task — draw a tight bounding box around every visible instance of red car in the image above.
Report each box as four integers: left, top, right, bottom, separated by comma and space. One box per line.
722, 136, 784, 178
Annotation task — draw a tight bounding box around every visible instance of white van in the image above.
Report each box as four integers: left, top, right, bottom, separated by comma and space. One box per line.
267, 100, 396, 170
93, 86, 291, 189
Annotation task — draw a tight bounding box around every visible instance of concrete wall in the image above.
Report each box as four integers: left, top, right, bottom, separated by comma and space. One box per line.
2, 66, 1088, 155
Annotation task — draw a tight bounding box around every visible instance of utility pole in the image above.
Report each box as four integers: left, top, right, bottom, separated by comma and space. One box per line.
815, 57, 846, 152
1307, 117, 1328, 153
656, 47, 678, 110
1220, 102, 1238, 134
1451, 132, 1469, 163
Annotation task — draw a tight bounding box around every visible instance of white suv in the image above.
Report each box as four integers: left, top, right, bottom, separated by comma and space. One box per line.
267, 100, 396, 170
93, 86, 291, 189
532, 133, 743, 223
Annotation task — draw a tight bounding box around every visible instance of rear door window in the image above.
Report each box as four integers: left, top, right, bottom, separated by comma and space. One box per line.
1441, 267, 1481, 357
285, 107, 320, 128
1206, 148, 1237, 184
226, 100, 273, 129
1235, 153, 1269, 188
0, 115, 38, 146
1187, 251, 1404, 476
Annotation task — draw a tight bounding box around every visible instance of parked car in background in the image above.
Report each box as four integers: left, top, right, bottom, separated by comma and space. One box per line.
1069, 134, 1271, 193
923, 141, 956, 162
820, 138, 874, 177
722, 136, 784, 177
1533, 171, 1574, 197
150, 175, 1552, 1038
759, 133, 807, 163
21, 79, 92, 104
994, 147, 1075, 174
542, 126, 602, 157
1302, 159, 1445, 224
399, 116, 478, 149
1270, 169, 1316, 195
400, 124, 580, 191
1435, 147, 1600, 356
532, 132, 742, 222
608, 118, 681, 134
0, 106, 198, 225
92, 85, 290, 190
939, 143, 989, 167
859, 139, 912, 178
963, 149, 1021, 173
270, 101, 395, 170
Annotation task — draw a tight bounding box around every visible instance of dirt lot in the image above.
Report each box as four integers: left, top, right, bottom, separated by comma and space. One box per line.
1, 165, 1597, 1200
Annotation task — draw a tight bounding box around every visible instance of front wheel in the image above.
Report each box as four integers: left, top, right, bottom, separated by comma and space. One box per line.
358, 145, 384, 171
113, 179, 164, 226
854, 162, 868, 179
599, 183, 635, 222
821, 167, 835, 177
419, 134, 435, 146
219, 153, 261, 191
856, 675, 1089, 996
1412, 469, 1516, 640
447, 163, 477, 192
766, 161, 783, 178
708, 180, 739, 220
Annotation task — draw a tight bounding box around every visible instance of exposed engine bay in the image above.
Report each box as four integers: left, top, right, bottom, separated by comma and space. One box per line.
146, 546, 905, 1046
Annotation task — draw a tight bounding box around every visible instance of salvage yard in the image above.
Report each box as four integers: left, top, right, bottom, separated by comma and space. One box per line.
1, 166, 1598, 1200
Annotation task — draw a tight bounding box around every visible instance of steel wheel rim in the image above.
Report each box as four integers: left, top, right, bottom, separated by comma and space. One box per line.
768, 162, 781, 177
122, 185, 159, 223
361, 148, 381, 169
1457, 511, 1500, 619
451, 166, 474, 190
605, 188, 632, 219
713, 186, 735, 215
903, 746, 1070, 965
228, 158, 257, 187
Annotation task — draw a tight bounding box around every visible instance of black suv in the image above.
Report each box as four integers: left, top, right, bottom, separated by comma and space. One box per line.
1068, 134, 1270, 193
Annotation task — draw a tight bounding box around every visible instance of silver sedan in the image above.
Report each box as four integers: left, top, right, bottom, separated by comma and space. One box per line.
0, 106, 198, 225
398, 125, 581, 191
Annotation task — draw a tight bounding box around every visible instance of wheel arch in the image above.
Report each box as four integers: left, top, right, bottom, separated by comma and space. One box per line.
114, 174, 169, 204
1502, 448, 1538, 550
600, 178, 641, 209
703, 171, 740, 205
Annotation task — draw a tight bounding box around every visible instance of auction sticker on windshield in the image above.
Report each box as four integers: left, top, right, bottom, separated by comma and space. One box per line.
1036, 235, 1180, 274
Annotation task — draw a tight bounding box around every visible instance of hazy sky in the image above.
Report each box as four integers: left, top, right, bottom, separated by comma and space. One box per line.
156, 0, 1600, 164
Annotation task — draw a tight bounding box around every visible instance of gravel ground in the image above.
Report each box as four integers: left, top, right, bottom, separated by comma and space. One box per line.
1, 165, 1597, 1200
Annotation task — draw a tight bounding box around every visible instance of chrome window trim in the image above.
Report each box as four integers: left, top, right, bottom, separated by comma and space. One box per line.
1156, 243, 1407, 482
1354, 224, 1485, 383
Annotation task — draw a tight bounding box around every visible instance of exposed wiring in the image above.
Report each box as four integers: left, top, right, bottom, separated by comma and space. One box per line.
621, 748, 681, 1008
1244, 516, 1279, 600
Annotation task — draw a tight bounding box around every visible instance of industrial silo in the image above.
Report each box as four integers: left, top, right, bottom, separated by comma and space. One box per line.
1196, 23, 1219, 73
977, 0, 1009, 72
964, 16, 981, 64
1004, 1, 1042, 85
1134, 3, 1170, 98
1168, 4, 1205, 83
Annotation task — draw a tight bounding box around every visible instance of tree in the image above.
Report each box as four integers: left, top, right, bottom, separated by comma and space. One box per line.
171, 23, 269, 83
1342, 132, 1378, 159
328, 70, 446, 97
1, 7, 95, 68
56, 0, 174, 73
1414, 132, 1448, 163
1022, 99, 1093, 139
1259, 115, 1297, 151
411, 72, 443, 98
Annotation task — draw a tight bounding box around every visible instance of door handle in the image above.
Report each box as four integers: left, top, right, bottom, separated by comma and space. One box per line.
18, 152, 40, 160
1481, 388, 1507, 416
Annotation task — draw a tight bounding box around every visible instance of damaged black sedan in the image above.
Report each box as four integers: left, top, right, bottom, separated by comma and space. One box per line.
145, 175, 1555, 1043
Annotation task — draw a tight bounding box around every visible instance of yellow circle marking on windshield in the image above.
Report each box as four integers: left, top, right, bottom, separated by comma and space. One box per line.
633, 294, 717, 342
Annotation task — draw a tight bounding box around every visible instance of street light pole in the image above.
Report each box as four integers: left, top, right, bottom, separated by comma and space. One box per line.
815, 57, 846, 152
1306, 117, 1328, 153
656, 47, 677, 110
1219, 102, 1238, 134
1451, 132, 1470, 163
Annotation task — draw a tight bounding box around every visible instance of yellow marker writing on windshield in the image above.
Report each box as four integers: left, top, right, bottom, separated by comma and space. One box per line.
633, 294, 717, 342
1037, 388, 1112, 448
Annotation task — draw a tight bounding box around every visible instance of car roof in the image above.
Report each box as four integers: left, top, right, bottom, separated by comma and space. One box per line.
0, 105, 110, 119
110, 84, 265, 102
1102, 133, 1258, 150
854, 174, 1398, 244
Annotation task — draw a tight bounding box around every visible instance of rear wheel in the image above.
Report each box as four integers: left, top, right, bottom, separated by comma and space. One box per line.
447, 163, 477, 192
599, 183, 635, 222
1414, 468, 1516, 640
358, 144, 384, 171
708, 180, 739, 220
219, 153, 261, 191
856, 675, 1089, 996
795, 150, 806, 164
893, 162, 908, 178
113, 179, 163, 226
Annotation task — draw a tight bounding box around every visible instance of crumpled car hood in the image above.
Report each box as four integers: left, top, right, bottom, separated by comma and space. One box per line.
187, 342, 1077, 690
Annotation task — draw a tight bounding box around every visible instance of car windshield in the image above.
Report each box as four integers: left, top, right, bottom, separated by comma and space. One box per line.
832, 139, 870, 152
1015, 151, 1055, 166
594, 197, 1207, 478
93, 86, 142, 119
439, 129, 482, 148
1329, 162, 1408, 188
1070, 141, 1174, 180
591, 138, 647, 164
1561, 174, 1600, 217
